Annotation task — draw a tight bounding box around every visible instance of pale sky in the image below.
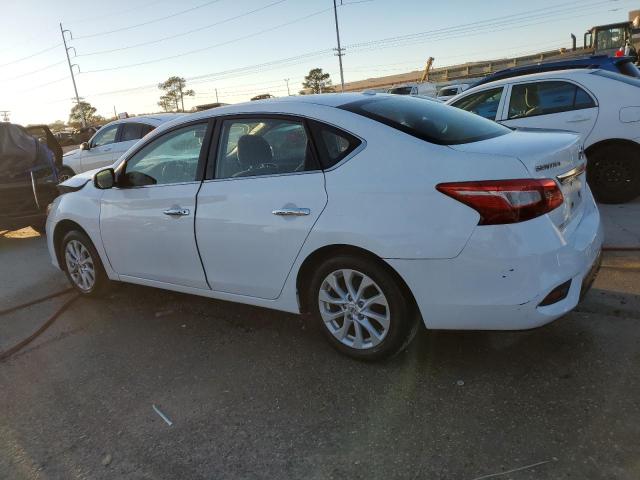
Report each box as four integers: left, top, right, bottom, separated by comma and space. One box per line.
1, 0, 636, 125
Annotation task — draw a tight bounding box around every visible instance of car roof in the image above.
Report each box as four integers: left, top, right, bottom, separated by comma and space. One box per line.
102, 113, 182, 128
458, 68, 596, 93
471, 55, 632, 87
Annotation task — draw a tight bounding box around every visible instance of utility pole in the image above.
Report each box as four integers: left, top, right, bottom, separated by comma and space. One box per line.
284, 78, 291, 96
0, 110, 10, 122
179, 84, 185, 112
215, 88, 219, 103
59, 23, 85, 127
113, 105, 117, 118
332, 0, 345, 92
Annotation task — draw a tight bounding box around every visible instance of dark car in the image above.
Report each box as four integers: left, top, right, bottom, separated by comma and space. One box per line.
471, 55, 640, 88
0, 123, 62, 233
54, 131, 75, 146
72, 126, 99, 145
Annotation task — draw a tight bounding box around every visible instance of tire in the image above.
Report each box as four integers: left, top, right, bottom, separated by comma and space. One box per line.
308, 254, 419, 361
587, 144, 640, 204
58, 166, 76, 183
60, 230, 111, 296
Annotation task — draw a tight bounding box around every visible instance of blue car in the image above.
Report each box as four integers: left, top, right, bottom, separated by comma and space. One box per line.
471, 55, 640, 88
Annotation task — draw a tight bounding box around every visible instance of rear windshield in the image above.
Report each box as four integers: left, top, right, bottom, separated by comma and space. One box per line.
593, 69, 640, 87
339, 95, 510, 145
616, 60, 640, 78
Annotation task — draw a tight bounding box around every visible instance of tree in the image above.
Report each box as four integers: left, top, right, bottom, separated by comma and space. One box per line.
48, 120, 67, 132
300, 68, 333, 94
69, 101, 98, 127
158, 76, 195, 112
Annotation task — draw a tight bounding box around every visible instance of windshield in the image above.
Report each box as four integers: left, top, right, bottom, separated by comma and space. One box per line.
593, 69, 640, 87
388, 86, 413, 95
340, 95, 510, 145
617, 60, 640, 78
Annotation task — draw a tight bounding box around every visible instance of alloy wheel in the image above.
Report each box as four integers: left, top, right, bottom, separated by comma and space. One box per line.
64, 240, 96, 292
318, 269, 390, 350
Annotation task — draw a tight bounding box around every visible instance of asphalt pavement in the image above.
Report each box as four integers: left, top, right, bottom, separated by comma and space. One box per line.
1, 221, 639, 479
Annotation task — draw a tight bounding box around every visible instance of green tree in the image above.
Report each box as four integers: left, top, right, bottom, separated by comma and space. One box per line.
158, 76, 195, 112
48, 120, 67, 132
69, 101, 98, 127
300, 68, 333, 94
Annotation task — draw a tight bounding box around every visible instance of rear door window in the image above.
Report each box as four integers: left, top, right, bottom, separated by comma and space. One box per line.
507, 81, 595, 119
120, 123, 154, 142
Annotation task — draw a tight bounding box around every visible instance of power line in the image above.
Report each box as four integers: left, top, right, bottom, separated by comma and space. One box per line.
77, 0, 288, 57
82, 7, 333, 73
73, 0, 224, 39
0, 43, 63, 68
0, 60, 66, 83
67, 0, 171, 24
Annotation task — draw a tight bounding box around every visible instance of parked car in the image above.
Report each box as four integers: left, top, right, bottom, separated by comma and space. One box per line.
470, 54, 640, 88
62, 115, 179, 176
47, 94, 602, 360
388, 82, 438, 97
448, 68, 640, 203
54, 131, 75, 146
72, 126, 99, 145
436, 83, 470, 101
1, 123, 61, 233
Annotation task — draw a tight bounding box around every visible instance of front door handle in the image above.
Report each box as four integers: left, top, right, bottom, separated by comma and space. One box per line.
163, 208, 190, 217
272, 208, 311, 216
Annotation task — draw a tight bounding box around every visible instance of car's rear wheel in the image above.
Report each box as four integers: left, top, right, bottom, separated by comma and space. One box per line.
308, 254, 419, 361
587, 144, 640, 204
61, 230, 110, 296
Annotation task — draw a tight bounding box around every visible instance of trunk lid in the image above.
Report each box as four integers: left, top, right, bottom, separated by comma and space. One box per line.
450, 130, 587, 230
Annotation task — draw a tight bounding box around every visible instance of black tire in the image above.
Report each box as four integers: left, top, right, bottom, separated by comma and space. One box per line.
587, 144, 640, 204
60, 230, 111, 297
30, 220, 47, 235
58, 166, 76, 183
307, 253, 419, 361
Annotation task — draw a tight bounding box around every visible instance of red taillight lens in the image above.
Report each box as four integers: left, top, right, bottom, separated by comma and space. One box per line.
436, 179, 564, 225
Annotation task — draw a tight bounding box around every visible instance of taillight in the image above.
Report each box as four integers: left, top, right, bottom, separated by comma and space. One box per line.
436, 179, 563, 225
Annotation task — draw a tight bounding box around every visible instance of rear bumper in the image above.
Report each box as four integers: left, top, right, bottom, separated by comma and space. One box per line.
386, 190, 603, 330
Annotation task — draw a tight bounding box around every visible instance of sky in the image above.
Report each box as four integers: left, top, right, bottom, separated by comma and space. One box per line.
1, 0, 636, 125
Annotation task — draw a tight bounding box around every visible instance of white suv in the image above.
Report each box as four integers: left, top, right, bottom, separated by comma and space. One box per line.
62, 114, 179, 176
448, 69, 640, 203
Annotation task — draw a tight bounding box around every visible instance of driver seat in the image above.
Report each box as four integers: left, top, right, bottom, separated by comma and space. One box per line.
233, 135, 276, 178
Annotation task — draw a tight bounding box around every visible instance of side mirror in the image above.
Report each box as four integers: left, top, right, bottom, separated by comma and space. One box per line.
80, 142, 90, 151
94, 168, 115, 190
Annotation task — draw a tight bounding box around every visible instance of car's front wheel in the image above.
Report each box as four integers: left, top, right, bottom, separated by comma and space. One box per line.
308, 254, 419, 361
61, 230, 110, 296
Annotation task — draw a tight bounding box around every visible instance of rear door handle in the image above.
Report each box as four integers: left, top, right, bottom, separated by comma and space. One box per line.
163, 208, 190, 217
272, 208, 311, 216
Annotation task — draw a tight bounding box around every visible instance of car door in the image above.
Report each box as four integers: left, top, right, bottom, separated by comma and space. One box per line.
80, 123, 120, 172
195, 115, 328, 300
449, 86, 507, 121
500, 80, 598, 139
99, 121, 211, 288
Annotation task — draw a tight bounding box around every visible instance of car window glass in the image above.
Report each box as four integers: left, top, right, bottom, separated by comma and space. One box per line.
310, 122, 361, 169
91, 125, 118, 147
508, 81, 594, 119
123, 123, 206, 187
451, 87, 503, 120
215, 118, 316, 179
341, 95, 510, 145
120, 123, 144, 142
439, 87, 458, 97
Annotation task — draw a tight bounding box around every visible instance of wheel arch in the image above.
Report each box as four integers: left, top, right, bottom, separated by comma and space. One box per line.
585, 138, 640, 157
53, 219, 91, 271
295, 244, 419, 316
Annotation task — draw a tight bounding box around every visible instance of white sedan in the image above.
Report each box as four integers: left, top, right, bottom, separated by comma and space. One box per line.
47, 94, 603, 360
447, 68, 640, 203
62, 114, 179, 177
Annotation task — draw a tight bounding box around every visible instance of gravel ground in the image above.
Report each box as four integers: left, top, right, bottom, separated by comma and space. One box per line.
1, 230, 639, 479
